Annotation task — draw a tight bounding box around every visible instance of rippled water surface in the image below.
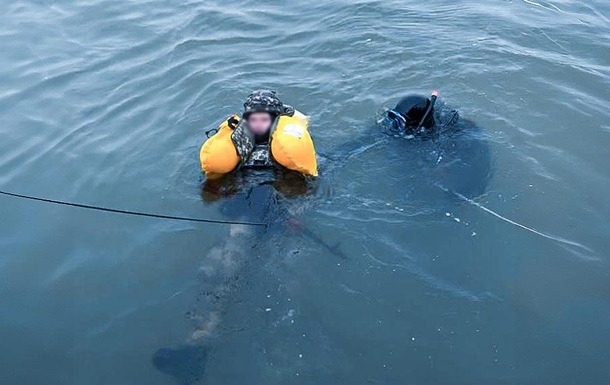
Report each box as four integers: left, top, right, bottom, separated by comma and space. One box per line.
1, 1, 609, 384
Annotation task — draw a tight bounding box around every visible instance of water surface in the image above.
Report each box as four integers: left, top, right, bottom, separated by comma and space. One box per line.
1, 1, 609, 384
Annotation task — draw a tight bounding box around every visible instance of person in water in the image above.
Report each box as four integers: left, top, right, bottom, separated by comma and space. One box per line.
200, 89, 317, 177
382, 90, 492, 198
153, 92, 320, 384
200, 90, 318, 199
385, 90, 459, 136
231, 89, 294, 168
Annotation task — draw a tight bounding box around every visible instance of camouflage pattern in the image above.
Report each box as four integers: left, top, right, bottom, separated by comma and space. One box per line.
243, 89, 285, 117
231, 119, 274, 168
282, 104, 295, 117
243, 144, 274, 168
230, 90, 297, 169
231, 119, 255, 161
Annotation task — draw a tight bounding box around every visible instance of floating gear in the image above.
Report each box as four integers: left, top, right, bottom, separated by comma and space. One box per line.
200, 110, 317, 178
199, 116, 241, 178
271, 111, 318, 176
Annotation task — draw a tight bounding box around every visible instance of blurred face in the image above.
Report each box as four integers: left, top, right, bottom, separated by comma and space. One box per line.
246, 112, 273, 135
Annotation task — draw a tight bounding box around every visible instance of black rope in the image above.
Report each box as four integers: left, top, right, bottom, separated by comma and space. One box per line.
0, 190, 267, 227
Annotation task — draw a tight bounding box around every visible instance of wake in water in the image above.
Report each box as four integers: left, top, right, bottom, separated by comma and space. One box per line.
435, 183, 598, 261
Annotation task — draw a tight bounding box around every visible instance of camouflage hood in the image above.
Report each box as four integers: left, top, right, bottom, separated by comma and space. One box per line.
243, 90, 285, 118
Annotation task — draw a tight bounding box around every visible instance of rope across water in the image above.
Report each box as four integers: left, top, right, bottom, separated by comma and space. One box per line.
0, 189, 268, 227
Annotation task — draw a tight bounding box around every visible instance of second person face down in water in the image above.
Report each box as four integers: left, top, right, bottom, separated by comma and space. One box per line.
386, 91, 439, 134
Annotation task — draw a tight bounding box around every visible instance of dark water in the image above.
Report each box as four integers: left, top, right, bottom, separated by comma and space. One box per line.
1, 1, 610, 384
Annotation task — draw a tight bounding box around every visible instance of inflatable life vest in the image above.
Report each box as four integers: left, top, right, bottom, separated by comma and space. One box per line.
199, 111, 318, 179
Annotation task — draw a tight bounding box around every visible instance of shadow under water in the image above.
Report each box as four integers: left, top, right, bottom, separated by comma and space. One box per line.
153, 108, 494, 383
152, 170, 340, 384
152, 177, 290, 384
431, 117, 494, 200
333, 103, 494, 204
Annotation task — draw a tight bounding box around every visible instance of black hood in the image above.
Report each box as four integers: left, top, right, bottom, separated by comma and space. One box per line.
393, 94, 435, 129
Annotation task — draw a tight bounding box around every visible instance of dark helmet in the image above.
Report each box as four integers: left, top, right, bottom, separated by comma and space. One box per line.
243, 90, 284, 118
387, 94, 435, 131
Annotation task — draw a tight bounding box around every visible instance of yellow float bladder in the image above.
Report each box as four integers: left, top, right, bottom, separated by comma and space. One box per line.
199, 110, 317, 178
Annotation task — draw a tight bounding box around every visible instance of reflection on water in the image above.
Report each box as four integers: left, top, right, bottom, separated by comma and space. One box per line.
0, 0, 609, 384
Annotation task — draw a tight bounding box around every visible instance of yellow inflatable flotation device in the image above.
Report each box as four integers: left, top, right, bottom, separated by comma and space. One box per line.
271, 111, 318, 177
199, 116, 241, 179
199, 111, 317, 178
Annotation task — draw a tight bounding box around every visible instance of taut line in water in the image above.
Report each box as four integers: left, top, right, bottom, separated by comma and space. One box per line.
434, 184, 595, 257
0, 189, 268, 227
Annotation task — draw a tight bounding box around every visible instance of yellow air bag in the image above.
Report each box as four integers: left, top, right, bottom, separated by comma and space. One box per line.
271, 114, 318, 177
199, 116, 240, 178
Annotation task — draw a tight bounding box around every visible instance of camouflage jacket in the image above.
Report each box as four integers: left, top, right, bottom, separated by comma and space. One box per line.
230, 105, 295, 169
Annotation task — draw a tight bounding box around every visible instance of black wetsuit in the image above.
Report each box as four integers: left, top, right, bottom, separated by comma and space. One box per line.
333, 100, 492, 199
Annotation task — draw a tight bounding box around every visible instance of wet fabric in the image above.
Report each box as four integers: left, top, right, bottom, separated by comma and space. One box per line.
230, 119, 255, 162
382, 100, 460, 138
393, 94, 433, 129
243, 89, 285, 117
201, 168, 314, 202
243, 144, 274, 168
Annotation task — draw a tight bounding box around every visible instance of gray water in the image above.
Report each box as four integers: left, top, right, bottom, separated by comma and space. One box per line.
1, 1, 610, 384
